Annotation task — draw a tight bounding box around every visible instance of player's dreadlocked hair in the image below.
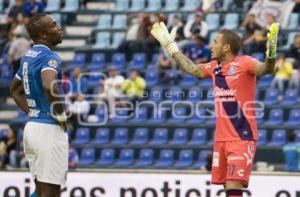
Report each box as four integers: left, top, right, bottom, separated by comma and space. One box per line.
26, 13, 48, 42
218, 29, 241, 55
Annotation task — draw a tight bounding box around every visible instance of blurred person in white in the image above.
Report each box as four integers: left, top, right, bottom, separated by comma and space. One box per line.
184, 11, 208, 41
98, 66, 125, 118
271, 54, 293, 98
288, 34, 300, 90
68, 94, 90, 128
8, 21, 31, 76
122, 69, 146, 104
0, 128, 17, 169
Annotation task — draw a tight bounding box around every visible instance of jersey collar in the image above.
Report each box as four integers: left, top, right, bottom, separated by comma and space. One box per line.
33, 44, 51, 51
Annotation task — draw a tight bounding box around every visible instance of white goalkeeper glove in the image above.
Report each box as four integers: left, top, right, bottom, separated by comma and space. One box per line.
266, 23, 280, 59
150, 22, 179, 56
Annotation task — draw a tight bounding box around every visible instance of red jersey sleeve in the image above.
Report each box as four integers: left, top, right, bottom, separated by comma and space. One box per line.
200, 62, 215, 78
243, 55, 260, 75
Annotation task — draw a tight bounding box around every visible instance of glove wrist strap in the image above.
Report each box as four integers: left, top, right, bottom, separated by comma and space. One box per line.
166, 42, 179, 56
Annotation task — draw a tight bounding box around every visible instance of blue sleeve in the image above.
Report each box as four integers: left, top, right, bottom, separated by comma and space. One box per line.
23, 4, 31, 17
41, 54, 61, 74
15, 64, 23, 80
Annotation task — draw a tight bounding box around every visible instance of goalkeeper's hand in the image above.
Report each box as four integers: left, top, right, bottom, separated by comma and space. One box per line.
150, 22, 179, 56
266, 23, 280, 59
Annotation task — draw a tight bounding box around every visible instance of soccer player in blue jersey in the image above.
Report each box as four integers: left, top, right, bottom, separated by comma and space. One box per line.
10, 13, 68, 197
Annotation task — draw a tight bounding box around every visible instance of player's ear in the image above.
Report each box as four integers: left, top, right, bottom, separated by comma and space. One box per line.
223, 44, 230, 53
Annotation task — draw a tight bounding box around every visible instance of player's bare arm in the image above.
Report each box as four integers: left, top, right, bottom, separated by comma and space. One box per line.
253, 23, 279, 77
172, 52, 205, 78
10, 77, 30, 114
42, 69, 67, 131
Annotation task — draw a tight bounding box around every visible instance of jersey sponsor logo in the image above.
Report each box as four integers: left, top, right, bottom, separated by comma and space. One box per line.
243, 143, 255, 166
25, 50, 42, 57
214, 87, 237, 97
228, 155, 244, 161
48, 60, 58, 68
28, 109, 40, 117
26, 99, 36, 107
237, 169, 245, 177
212, 152, 219, 167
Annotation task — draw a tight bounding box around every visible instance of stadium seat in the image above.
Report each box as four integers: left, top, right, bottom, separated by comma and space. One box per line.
96, 149, 115, 167
287, 13, 299, 30
163, 0, 179, 11
206, 13, 220, 30
111, 53, 126, 69
87, 73, 103, 87
154, 149, 174, 168
135, 149, 154, 167
112, 14, 127, 29
79, 148, 95, 166
149, 53, 159, 67
294, 130, 300, 142
130, 0, 145, 11
281, 89, 298, 105
112, 128, 129, 145
199, 79, 213, 89
222, 0, 233, 11
149, 128, 168, 145
69, 53, 86, 69
265, 109, 283, 125
188, 128, 207, 146
0, 128, 8, 140
62, 0, 79, 11
131, 53, 146, 69
95, 105, 109, 123
110, 109, 129, 123
115, 0, 129, 11
285, 109, 300, 126
180, 73, 197, 87
93, 32, 111, 49
73, 128, 90, 145
45, 0, 60, 12
131, 128, 149, 145
263, 88, 279, 105
257, 129, 267, 146
193, 150, 211, 169
145, 70, 159, 87
251, 52, 265, 62
169, 128, 188, 145
91, 128, 110, 145
268, 129, 286, 146
95, 14, 112, 30
181, 0, 200, 11
50, 13, 62, 25
167, 87, 183, 102
255, 109, 265, 125
89, 53, 106, 71
223, 13, 239, 29
146, 0, 161, 11
257, 75, 273, 89
187, 87, 202, 103
186, 108, 206, 125
111, 32, 125, 49
148, 110, 166, 124
206, 89, 215, 102
115, 149, 134, 167
165, 69, 179, 84
174, 149, 194, 168
148, 87, 163, 103
168, 107, 187, 124
130, 107, 148, 123
283, 32, 298, 49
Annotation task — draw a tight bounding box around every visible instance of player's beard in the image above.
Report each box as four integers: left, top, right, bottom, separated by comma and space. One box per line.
212, 48, 226, 62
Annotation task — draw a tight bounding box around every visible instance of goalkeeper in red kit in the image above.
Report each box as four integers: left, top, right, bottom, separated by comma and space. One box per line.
151, 22, 279, 196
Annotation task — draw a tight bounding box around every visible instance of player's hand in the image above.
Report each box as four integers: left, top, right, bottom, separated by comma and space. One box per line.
266, 23, 280, 59
150, 22, 179, 55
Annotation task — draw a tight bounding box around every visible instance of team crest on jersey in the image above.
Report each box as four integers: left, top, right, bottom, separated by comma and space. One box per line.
228, 65, 237, 75
48, 60, 58, 68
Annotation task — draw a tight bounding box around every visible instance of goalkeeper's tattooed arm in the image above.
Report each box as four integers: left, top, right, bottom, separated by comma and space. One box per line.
172, 52, 205, 78
254, 58, 276, 76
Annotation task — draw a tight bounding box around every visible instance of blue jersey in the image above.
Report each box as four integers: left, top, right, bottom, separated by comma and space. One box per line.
16, 45, 64, 125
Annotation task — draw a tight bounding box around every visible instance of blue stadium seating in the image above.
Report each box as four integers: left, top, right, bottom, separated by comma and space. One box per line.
148, 110, 166, 124
187, 87, 202, 103
255, 109, 265, 125
95, 106, 109, 123
115, 0, 129, 11
174, 149, 194, 168
112, 14, 127, 29
89, 53, 106, 70
93, 32, 111, 49
149, 87, 163, 103
295, 130, 300, 142
181, 0, 200, 11
283, 32, 298, 49
130, 0, 145, 11
145, 70, 159, 87
168, 107, 187, 124
51, 13, 62, 25
0, 0, 3, 12
167, 87, 183, 102
45, 0, 61, 12
130, 107, 148, 123
187, 108, 206, 125
115, 149, 134, 167
206, 13, 220, 30
286, 109, 300, 126
135, 149, 154, 167
110, 109, 129, 123
131, 53, 146, 69
62, 0, 79, 11
111, 32, 125, 49
73, 128, 90, 145
165, 69, 179, 84
69, 53, 86, 69
188, 128, 207, 146
91, 128, 110, 145
88, 73, 102, 87
251, 52, 265, 62
146, 0, 161, 11
257, 75, 273, 89
180, 73, 197, 87
169, 128, 188, 145
131, 128, 149, 145
268, 129, 286, 146
287, 13, 299, 30
163, 0, 179, 11
281, 89, 298, 105
149, 53, 159, 67
154, 149, 174, 168
193, 150, 211, 169
96, 149, 115, 167
265, 109, 284, 126
149, 128, 168, 145
199, 79, 213, 89
79, 148, 95, 166
264, 88, 279, 105
0, 128, 8, 140
257, 129, 267, 146
111, 53, 126, 69
96, 14, 112, 30
112, 128, 129, 145
223, 13, 239, 29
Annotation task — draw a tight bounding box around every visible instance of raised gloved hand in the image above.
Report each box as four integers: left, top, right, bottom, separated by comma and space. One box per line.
150, 22, 179, 56
266, 23, 280, 59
